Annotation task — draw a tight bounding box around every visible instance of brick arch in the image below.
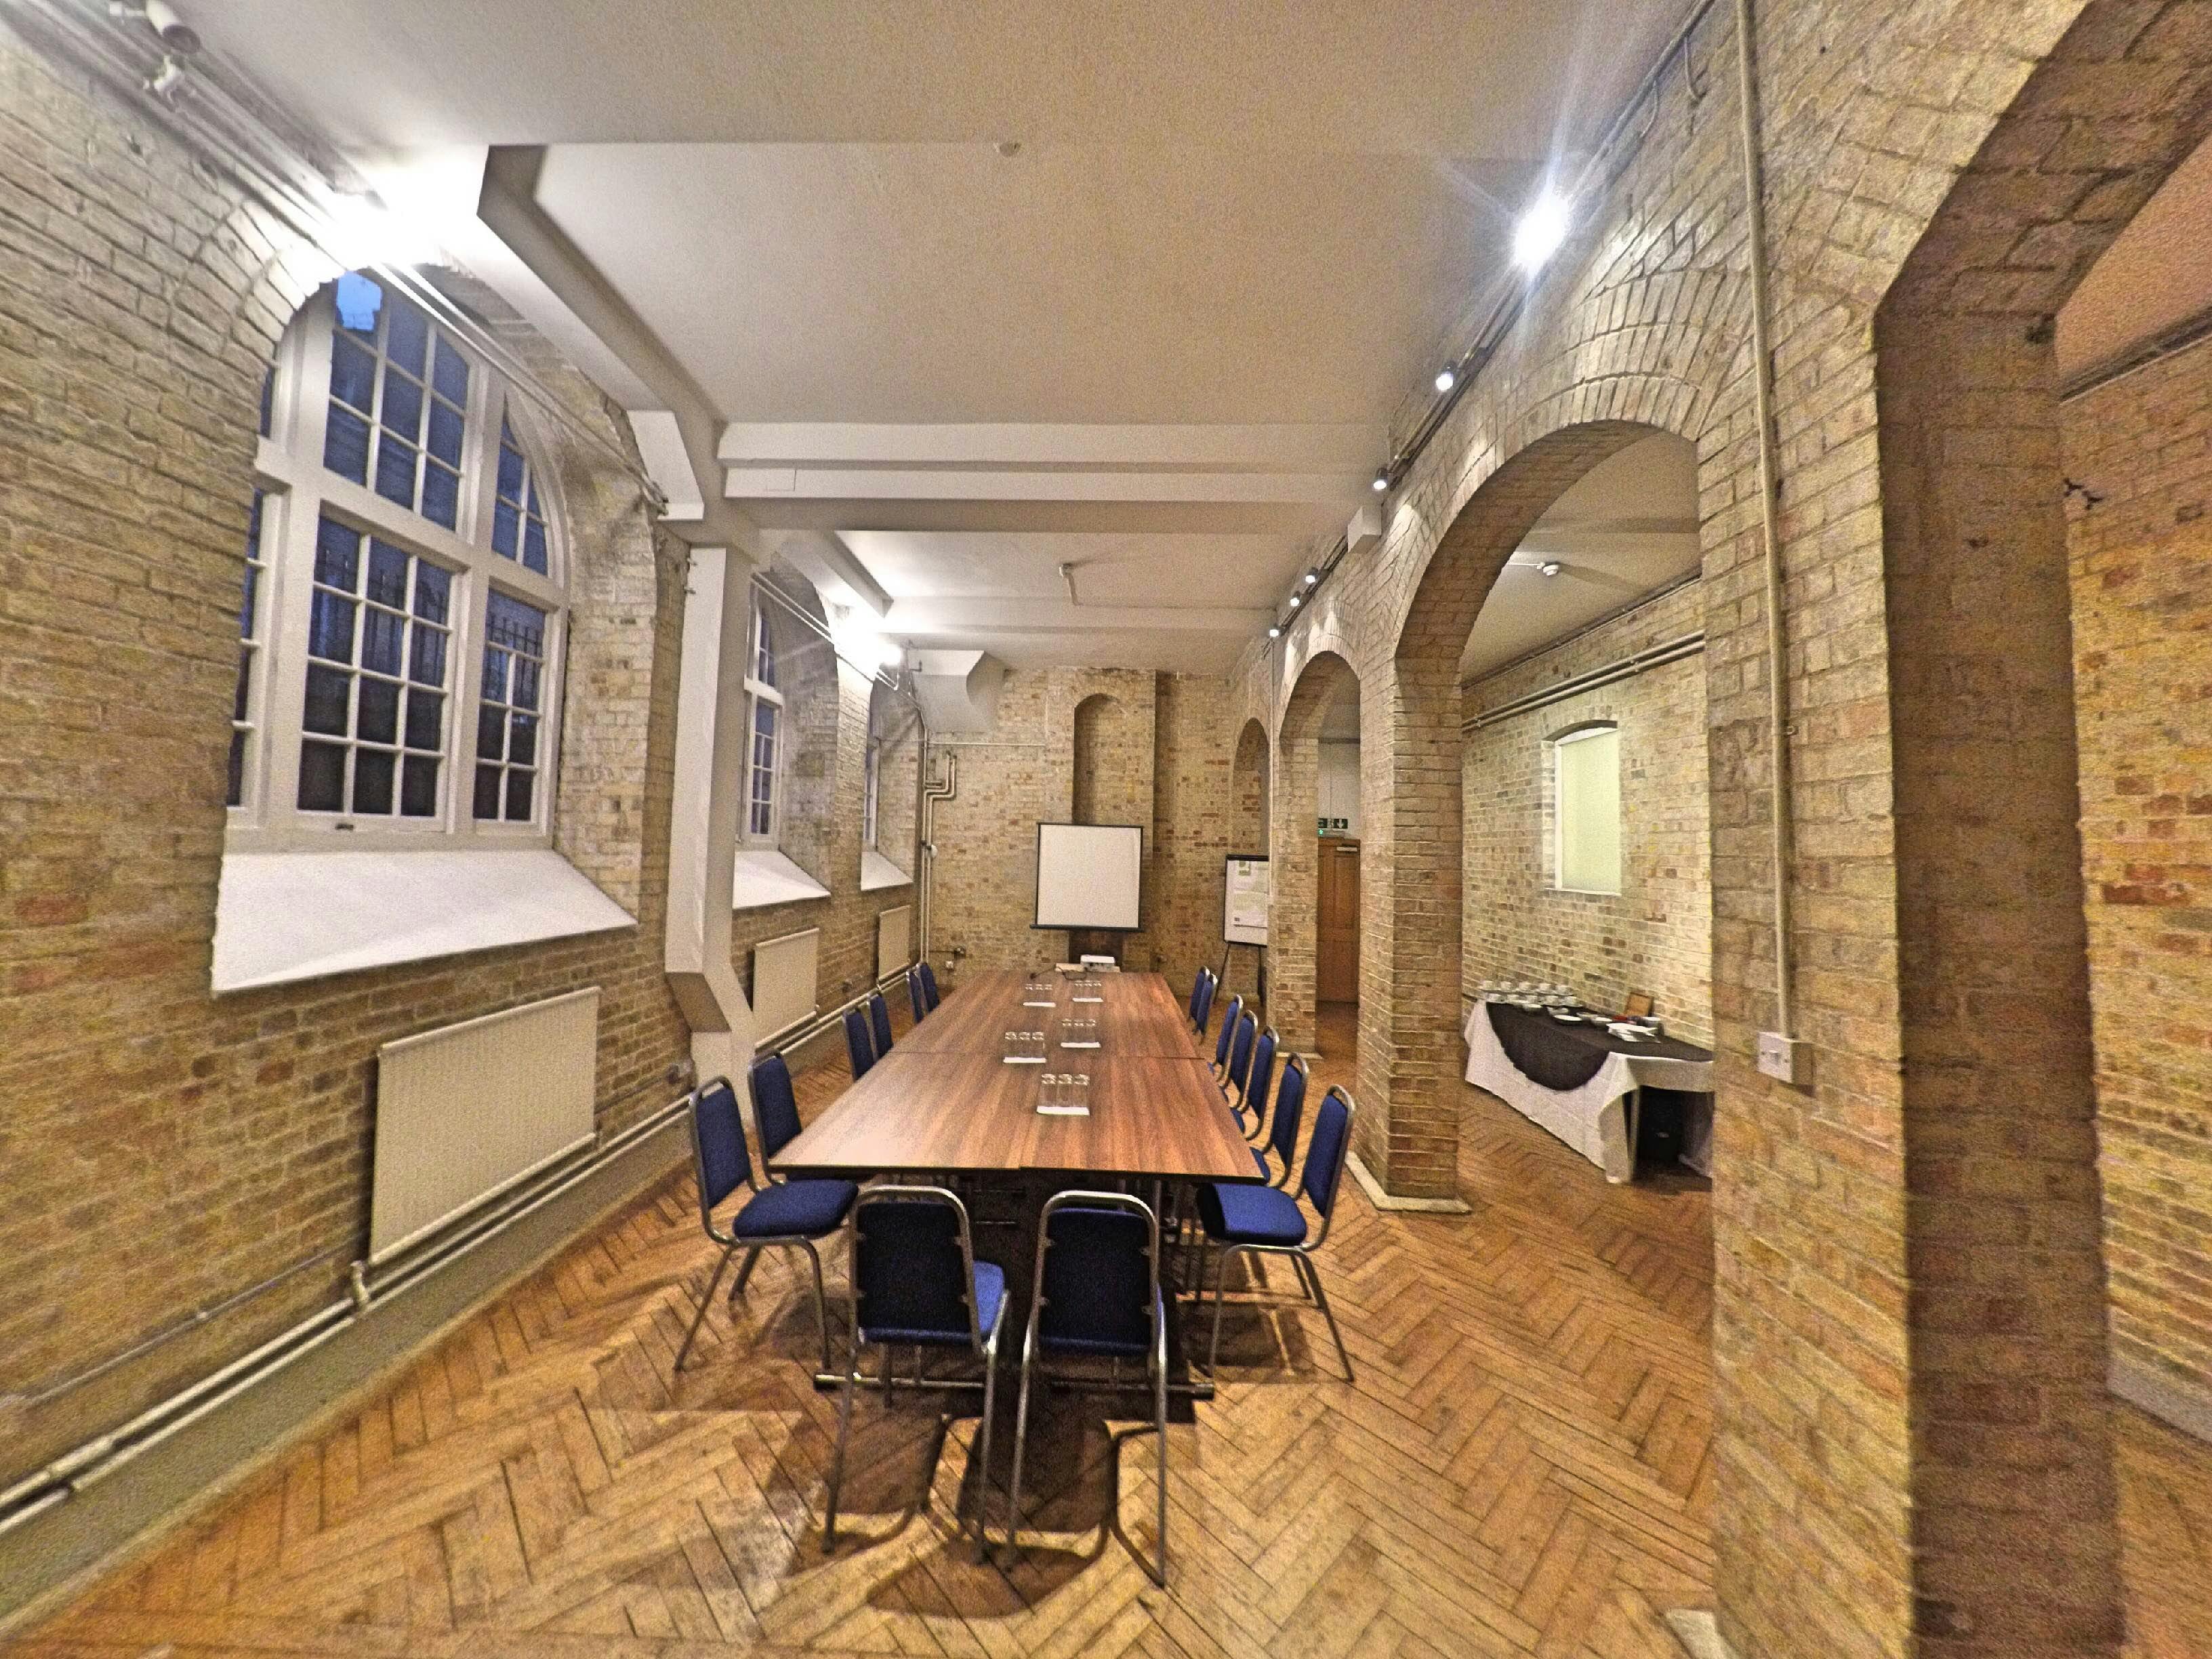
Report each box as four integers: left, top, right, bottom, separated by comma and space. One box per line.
1230, 716, 1269, 857
1267, 651, 1359, 1054
1853, 8, 2212, 1656
1070, 691, 1126, 825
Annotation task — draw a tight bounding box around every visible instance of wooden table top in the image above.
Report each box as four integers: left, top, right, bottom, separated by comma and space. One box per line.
774, 972, 1258, 1183
895, 968, 1202, 1057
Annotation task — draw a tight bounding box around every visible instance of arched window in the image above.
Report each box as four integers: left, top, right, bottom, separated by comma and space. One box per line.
230, 274, 569, 844
743, 586, 785, 844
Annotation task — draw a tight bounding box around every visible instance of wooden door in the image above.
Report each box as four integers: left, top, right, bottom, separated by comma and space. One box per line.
1317, 838, 1361, 1003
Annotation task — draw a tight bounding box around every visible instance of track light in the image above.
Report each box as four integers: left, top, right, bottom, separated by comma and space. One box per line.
1303, 570, 1319, 587
1288, 593, 1301, 609
1268, 625, 1282, 639
1513, 192, 1571, 273
1434, 366, 1456, 394
1538, 560, 1562, 578
1371, 468, 1390, 494
144, 53, 188, 98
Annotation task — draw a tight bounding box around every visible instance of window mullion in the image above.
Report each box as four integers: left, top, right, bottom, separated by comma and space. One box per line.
453, 562, 493, 842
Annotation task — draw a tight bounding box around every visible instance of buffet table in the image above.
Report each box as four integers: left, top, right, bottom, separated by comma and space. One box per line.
1463, 1000, 1713, 1183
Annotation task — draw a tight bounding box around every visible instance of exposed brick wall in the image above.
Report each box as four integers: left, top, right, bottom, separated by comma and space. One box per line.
2063, 337, 2212, 1407
0, 21, 694, 1486
1462, 581, 1712, 1043
1148, 674, 1237, 993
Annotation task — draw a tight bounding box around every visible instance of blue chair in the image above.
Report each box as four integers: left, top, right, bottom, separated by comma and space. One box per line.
843, 1004, 876, 1080
906, 964, 930, 1022
824, 1187, 1007, 1558
1196, 1086, 1357, 1382
1005, 1191, 1169, 1585
1209, 994, 1244, 1083
674, 1076, 856, 1375
918, 961, 942, 1012
1187, 967, 1216, 1033
1236, 1025, 1282, 1141
1250, 1051, 1307, 1189
868, 989, 895, 1057
1218, 1007, 1256, 1103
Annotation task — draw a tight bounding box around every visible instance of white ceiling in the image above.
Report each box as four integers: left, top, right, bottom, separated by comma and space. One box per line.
196, 0, 1696, 677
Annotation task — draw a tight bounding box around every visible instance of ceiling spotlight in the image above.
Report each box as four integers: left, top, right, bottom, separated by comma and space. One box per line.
1434, 366, 1457, 394
1303, 570, 1319, 587
1513, 192, 1571, 273
1371, 468, 1390, 494
325, 192, 445, 270
1538, 560, 1562, 578
112, 1, 202, 53
1268, 625, 1282, 639
144, 53, 188, 98
1288, 593, 1301, 609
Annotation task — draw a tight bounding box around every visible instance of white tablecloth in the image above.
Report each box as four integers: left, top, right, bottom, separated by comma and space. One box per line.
1463, 1003, 1714, 1183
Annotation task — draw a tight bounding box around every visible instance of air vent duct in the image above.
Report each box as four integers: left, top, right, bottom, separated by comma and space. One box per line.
908, 649, 1006, 735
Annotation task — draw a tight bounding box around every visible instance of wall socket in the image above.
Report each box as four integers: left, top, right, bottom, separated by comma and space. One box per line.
1757, 1031, 1811, 1086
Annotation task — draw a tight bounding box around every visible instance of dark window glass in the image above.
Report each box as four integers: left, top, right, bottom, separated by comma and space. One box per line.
239, 562, 260, 635
508, 712, 537, 767
401, 755, 440, 817
302, 664, 350, 735
404, 689, 442, 752
360, 608, 404, 677
314, 516, 359, 588
485, 592, 545, 655
492, 499, 519, 560
373, 436, 417, 508
258, 367, 274, 436
513, 657, 539, 711
385, 296, 429, 377
476, 714, 505, 761
308, 592, 356, 663
323, 405, 371, 483
497, 443, 524, 501
413, 561, 451, 625
380, 371, 423, 444
366, 541, 409, 608
473, 764, 501, 819
523, 518, 548, 575
232, 653, 253, 722
352, 747, 394, 815
298, 741, 346, 811
505, 770, 533, 822
329, 335, 375, 412
226, 728, 247, 806
410, 628, 445, 687
426, 401, 464, 468
420, 461, 459, 529
432, 338, 469, 405
356, 677, 400, 745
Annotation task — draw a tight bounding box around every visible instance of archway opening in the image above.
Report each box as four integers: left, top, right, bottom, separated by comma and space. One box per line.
1272, 651, 1360, 1059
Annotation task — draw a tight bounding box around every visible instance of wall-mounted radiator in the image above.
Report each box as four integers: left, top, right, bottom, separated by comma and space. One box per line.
877, 904, 913, 981
368, 987, 600, 1265
752, 926, 821, 1043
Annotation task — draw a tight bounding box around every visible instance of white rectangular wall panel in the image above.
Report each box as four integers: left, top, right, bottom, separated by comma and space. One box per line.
369, 987, 600, 1265
876, 904, 913, 980
1034, 823, 1143, 931
752, 926, 821, 1042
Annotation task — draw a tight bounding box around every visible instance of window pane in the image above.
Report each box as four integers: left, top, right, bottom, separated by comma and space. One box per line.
352, 747, 395, 815
401, 755, 440, 817
485, 592, 546, 655
409, 627, 446, 687
497, 441, 524, 501
432, 338, 469, 405
385, 295, 429, 377
404, 689, 443, 751
298, 740, 346, 811
356, 676, 400, 745
505, 769, 533, 822
509, 712, 537, 767
323, 405, 371, 483
522, 517, 548, 575
419, 460, 459, 529
239, 561, 260, 636
314, 516, 360, 590
491, 499, 519, 560
226, 727, 247, 807
258, 367, 274, 436
329, 334, 375, 412
476, 713, 506, 760
413, 561, 451, 626
232, 651, 253, 722
473, 764, 501, 819
380, 371, 423, 445
481, 644, 510, 703
373, 436, 417, 508
426, 400, 464, 468
366, 541, 409, 607
302, 663, 350, 735
360, 608, 404, 676
308, 592, 356, 663
512, 657, 539, 712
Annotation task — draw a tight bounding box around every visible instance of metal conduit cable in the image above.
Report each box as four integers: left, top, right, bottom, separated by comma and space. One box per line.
1732, 0, 1797, 1042
0, 1088, 697, 1537
13, 0, 666, 508
1462, 633, 1706, 731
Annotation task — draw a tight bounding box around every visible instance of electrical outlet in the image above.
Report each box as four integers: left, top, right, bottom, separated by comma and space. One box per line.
1757, 1031, 1811, 1086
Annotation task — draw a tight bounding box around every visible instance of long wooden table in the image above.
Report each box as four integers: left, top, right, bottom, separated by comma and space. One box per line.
775, 970, 1258, 1185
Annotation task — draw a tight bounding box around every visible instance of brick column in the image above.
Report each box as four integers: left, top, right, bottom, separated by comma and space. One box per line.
1268, 726, 1321, 1054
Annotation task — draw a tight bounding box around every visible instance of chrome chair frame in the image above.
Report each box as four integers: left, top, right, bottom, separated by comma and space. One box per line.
674, 1076, 848, 1376
1200, 1086, 1357, 1382
823, 1185, 1006, 1560
1005, 1190, 1169, 1586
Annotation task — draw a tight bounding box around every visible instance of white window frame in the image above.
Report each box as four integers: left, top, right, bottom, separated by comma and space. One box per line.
741, 589, 785, 846
863, 731, 882, 850
230, 282, 570, 854
1551, 723, 1622, 897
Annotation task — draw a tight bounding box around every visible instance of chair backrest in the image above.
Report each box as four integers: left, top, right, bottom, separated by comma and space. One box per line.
1245, 1026, 1281, 1120
1031, 1191, 1159, 1359
1267, 1053, 1309, 1176
748, 1052, 802, 1162
689, 1078, 754, 1222
843, 1005, 876, 1080
849, 1186, 982, 1348
906, 964, 929, 1022
1227, 1008, 1256, 1096
868, 990, 895, 1057
1191, 967, 1216, 1032
918, 961, 941, 1011
1300, 1087, 1356, 1225
1212, 994, 1244, 1070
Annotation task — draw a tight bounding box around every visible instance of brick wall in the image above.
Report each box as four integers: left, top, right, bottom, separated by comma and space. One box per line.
0, 20, 694, 1486
2062, 337, 2212, 1407
1462, 580, 1712, 1042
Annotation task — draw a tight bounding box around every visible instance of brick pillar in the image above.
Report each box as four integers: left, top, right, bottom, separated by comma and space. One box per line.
1355, 655, 1463, 1200
1269, 726, 1320, 1054
1877, 308, 2121, 1658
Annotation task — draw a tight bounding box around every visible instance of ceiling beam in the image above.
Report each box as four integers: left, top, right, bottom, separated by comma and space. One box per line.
717, 422, 1387, 470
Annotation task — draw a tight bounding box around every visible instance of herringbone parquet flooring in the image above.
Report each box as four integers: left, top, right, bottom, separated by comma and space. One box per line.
10, 1002, 2208, 1659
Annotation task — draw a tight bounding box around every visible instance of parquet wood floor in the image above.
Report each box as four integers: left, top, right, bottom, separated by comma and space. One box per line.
9, 1002, 2207, 1658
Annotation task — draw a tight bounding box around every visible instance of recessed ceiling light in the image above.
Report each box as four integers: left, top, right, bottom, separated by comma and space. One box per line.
1434, 367, 1456, 394
1371, 468, 1390, 494
1538, 560, 1562, 578
1513, 193, 1570, 272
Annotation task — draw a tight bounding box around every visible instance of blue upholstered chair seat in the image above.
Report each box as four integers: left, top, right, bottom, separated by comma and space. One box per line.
1196, 1182, 1308, 1246
861, 1258, 1006, 1347
731, 1178, 856, 1239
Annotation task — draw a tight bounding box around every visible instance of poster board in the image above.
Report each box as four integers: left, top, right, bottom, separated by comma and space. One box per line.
1223, 854, 1270, 947
1033, 822, 1144, 931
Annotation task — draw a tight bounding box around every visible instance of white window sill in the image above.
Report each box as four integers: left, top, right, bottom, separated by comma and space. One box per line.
213, 848, 636, 994
734, 847, 830, 912
861, 848, 913, 892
